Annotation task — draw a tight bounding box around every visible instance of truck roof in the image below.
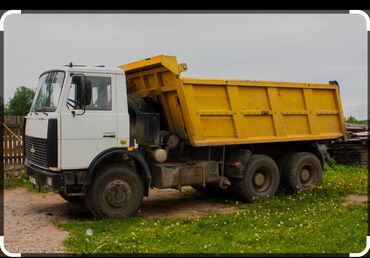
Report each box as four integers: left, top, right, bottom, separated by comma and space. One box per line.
47, 66, 125, 75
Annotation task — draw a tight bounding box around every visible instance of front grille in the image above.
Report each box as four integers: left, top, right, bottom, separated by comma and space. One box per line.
25, 136, 48, 168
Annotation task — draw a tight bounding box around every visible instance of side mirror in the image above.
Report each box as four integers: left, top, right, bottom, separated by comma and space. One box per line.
80, 77, 92, 106
72, 74, 92, 108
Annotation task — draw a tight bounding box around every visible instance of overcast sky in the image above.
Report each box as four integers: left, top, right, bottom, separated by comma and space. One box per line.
4, 13, 368, 119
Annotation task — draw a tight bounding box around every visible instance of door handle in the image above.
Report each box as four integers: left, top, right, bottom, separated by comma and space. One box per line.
103, 132, 116, 138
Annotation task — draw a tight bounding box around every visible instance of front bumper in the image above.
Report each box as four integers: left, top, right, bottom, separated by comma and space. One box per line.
25, 161, 65, 192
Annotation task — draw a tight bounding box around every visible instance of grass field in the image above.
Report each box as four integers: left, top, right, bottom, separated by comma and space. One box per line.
56, 161, 368, 254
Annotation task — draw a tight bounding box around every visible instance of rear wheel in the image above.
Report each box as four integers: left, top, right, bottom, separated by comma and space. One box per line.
233, 155, 280, 202
85, 164, 144, 218
283, 152, 322, 191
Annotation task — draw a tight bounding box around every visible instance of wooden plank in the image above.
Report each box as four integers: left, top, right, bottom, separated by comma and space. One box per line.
4, 127, 9, 165
4, 116, 23, 126
3, 116, 25, 165
14, 127, 19, 164
10, 128, 14, 164
16, 126, 22, 164
18, 126, 24, 162
2, 131, 4, 165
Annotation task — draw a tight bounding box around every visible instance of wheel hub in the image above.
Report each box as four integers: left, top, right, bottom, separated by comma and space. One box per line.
254, 173, 266, 187
300, 168, 311, 182
104, 180, 131, 208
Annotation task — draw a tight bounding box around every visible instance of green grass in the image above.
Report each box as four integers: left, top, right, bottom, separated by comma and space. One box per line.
3, 170, 54, 193
3, 172, 30, 189
58, 161, 368, 254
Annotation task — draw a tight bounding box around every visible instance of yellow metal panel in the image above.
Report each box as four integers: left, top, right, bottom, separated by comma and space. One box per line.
239, 87, 270, 110
201, 116, 236, 139
226, 86, 247, 138
145, 74, 158, 89
303, 89, 319, 135
242, 110, 273, 115
193, 85, 230, 110
122, 57, 188, 138
191, 134, 344, 147
312, 89, 338, 110
284, 115, 310, 136
267, 88, 287, 137
175, 83, 198, 143
182, 84, 206, 142
278, 88, 306, 110
317, 115, 341, 134
121, 55, 181, 76
120, 55, 346, 147
159, 71, 178, 87
163, 91, 187, 139
244, 115, 275, 138
333, 87, 347, 139
183, 78, 336, 89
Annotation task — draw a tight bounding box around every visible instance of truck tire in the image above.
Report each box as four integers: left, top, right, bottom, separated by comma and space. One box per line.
85, 164, 144, 218
58, 191, 84, 203
233, 155, 280, 202
283, 152, 322, 191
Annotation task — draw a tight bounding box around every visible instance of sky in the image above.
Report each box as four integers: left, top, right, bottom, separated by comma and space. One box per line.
4, 13, 368, 119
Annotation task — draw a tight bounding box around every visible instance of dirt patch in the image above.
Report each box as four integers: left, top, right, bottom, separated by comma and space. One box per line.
4, 186, 243, 254
4, 188, 71, 254
345, 194, 368, 205
138, 187, 244, 219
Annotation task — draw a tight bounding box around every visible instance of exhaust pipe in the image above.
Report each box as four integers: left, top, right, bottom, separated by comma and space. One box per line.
206, 177, 231, 189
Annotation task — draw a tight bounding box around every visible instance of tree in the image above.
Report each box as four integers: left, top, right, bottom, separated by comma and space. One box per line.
345, 115, 368, 125
0, 98, 4, 116
5, 86, 35, 116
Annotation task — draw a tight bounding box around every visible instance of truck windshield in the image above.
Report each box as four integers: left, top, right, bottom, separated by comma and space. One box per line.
31, 71, 65, 112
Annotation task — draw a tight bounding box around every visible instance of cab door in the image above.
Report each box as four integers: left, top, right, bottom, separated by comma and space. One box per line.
60, 73, 117, 170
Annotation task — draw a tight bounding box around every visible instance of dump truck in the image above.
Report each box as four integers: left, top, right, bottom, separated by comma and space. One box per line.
24, 55, 346, 218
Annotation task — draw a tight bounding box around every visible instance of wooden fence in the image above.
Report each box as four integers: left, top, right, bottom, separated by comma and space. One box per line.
3, 116, 24, 166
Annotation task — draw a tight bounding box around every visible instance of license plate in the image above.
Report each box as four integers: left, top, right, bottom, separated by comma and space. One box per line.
29, 176, 37, 185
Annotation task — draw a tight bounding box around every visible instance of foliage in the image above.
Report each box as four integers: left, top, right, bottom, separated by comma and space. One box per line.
3, 172, 30, 189
3, 170, 54, 193
5, 86, 35, 116
0, 98, 4, 116
58, 163, 368, 254
345, 115, 368, 125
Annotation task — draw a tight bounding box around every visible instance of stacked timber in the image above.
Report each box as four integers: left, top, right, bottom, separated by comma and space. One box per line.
331, 123, 368, 167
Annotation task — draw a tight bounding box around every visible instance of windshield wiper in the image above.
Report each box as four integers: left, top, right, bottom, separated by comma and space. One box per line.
35, 108, 48, 116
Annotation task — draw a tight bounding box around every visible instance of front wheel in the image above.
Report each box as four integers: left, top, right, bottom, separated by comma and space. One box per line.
85, 164, 144, 218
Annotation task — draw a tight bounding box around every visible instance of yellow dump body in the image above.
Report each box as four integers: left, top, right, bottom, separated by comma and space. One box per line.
120, 55, 346, 147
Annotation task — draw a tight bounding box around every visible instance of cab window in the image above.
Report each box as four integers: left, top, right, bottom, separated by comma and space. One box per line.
67, 76, 112, 111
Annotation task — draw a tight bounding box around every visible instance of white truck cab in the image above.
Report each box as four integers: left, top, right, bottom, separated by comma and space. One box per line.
25, 66, 130, 171
24, 65, 152, 218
